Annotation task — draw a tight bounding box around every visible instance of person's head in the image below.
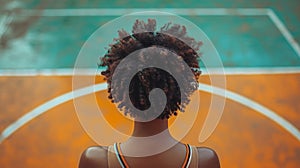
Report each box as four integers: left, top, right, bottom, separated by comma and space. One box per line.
100, 19, 202, 120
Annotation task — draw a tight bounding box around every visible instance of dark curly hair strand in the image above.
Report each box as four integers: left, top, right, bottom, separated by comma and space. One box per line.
100, 19, 202, 120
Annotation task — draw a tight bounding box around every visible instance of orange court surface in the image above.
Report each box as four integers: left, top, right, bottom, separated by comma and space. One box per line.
0, 74, 300, 167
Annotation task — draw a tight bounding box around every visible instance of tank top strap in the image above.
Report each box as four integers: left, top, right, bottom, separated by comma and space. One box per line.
188, 145, 199, 168
182, 144, 198, 168
108, 143, 198, 168
107, 143, 123, 168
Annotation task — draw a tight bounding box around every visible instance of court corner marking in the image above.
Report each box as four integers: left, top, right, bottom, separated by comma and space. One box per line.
267, 8, 300, 57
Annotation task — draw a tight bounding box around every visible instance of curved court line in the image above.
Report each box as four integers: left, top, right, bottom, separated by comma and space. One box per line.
0, 83, 106, 144
200, 84, 300, 142
1, 83, 300, 144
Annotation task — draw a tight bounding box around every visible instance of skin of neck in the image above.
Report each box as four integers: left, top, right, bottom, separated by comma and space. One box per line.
131, 118, 169, 137
122, 118, 178, 156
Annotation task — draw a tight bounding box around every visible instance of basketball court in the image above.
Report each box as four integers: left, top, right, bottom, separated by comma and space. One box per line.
0, 1, 300, 167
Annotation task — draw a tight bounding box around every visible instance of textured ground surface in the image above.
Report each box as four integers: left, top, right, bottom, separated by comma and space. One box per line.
0, 0, 299, 167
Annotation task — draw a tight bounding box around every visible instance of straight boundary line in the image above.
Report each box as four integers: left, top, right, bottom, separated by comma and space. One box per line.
267, 9, 300, 57
0, 67, 300, 76
19, 8, 270, 16
0, 8, 299, 64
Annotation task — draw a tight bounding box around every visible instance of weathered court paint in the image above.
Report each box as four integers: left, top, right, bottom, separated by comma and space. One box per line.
0, 1, 299, 167
0, 8, 299, 68
0, 75, 299, 167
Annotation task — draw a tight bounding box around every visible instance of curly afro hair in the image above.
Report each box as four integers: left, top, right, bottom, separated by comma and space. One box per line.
100, 19, 202, 120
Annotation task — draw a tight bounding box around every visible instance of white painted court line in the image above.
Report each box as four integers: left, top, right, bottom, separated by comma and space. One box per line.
1, 83, 299, 144
267, 9, 300, 57
28, 8, 296, 58
0, 8, 299, 143
20, 8, 269, 16
0, 83, 107, 144
0, 67, 300, 76
201, 67, 300, 75
0, 68, 98, 76
200, 84, 300, 142
1, 8, 298, 62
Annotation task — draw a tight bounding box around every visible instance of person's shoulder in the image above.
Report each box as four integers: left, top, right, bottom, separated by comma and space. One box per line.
79, 146, 108, 168
196, 147, 220, 168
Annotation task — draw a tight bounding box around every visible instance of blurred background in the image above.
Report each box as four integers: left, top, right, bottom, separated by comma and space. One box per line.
0, 0, 299, 167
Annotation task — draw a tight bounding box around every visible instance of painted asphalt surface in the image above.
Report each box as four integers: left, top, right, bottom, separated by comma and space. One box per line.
0, 74, 299, 167
0, 1, 300, 167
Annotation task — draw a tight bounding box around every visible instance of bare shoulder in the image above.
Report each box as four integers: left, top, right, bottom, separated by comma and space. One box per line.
79, 146, 108, 168
197, 147, 220, 168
